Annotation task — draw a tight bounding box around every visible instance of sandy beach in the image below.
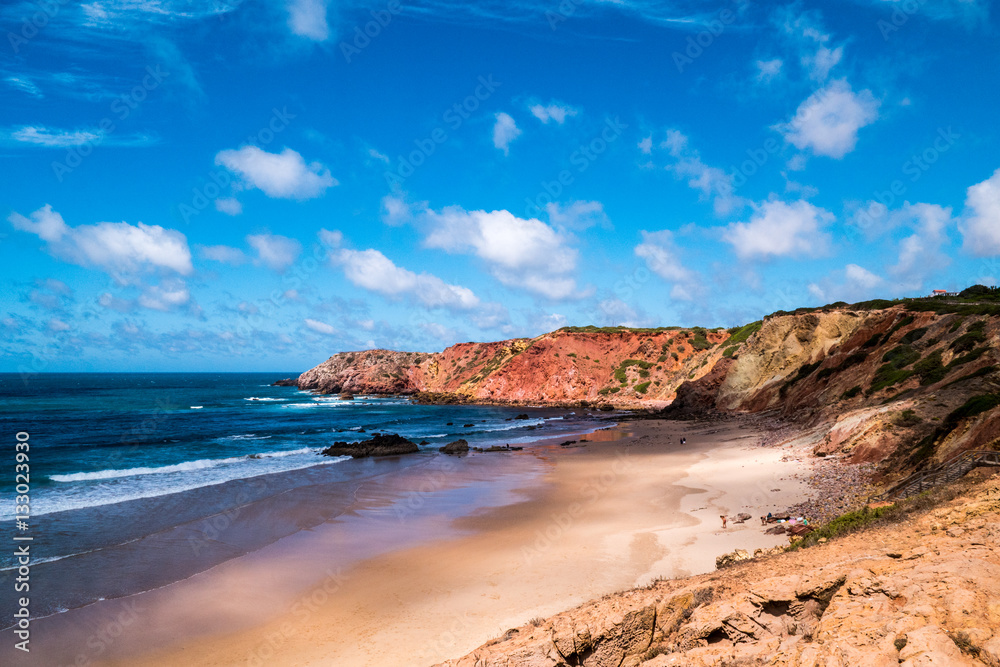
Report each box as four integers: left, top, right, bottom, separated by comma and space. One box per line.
3, 418, 815, 667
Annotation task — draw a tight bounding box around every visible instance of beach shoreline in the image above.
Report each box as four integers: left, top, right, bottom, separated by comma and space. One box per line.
1, 417, 818, 667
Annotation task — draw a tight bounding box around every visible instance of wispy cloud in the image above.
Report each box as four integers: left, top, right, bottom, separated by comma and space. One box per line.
492, 112, 521, 155
4, 76, 42, 98
1, 125, 159, 148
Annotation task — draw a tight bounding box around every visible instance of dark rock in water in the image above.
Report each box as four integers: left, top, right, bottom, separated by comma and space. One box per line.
473, 444, 523, 452
599, 405, 615, 412
514, 414, 530, 420
526, 425, 536, 430
559, 440, 577, 447
446, 422, 453, 426
339, 392, 355, 400
439, 439, 470, 455
272, 378, 298, 387
321, 433, 419, 458
419, 440, 429, 445
463, 423, 474, 428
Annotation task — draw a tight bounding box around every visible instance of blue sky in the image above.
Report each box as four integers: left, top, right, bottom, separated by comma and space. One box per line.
2, 0, 999, 372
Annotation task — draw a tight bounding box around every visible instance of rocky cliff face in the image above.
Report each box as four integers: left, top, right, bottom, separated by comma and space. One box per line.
295, 304, 1000, 472
666, 306, 1000, 472
295, 327, 730, 406
435, 473, 1000, 667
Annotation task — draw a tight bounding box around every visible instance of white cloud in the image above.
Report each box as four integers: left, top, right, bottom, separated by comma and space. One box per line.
304, 318, 338, 335
638, 135, 653, 154
423, 206, 579, 299
846, 263, 883, 290
247, 234, 302, 272
544, 200, 609, 231
9, 205, 193, 276
215, 146, 336, 200
634, 230, 702, 301
529, 103, 578, 125
287, 0, 329, 41
138, 281, 191, 311
889, 203, 953, 288
10, 126, 102, 147
9, 204, 68, 242
492, 112, 521, 155
214, 197, 242, 216
47, 318, 71, 332
199, 245, 247, 265
4, 125, 154, 148
5, 76, 42, 98
807, 263, 884, 303
333, 246, 480, 310
755, 58, 783, 83
656, 129, 745, 216
777, 79, 880, 159
318, 228, 343, 249
381, 192, 426, 226
959, 168, 1000, 257
368, 147, 390, 164
722, 199, 834, 260
802, 45, 842, 82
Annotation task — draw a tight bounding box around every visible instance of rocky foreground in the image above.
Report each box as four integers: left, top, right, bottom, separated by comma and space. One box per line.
435, 471, 1000, 667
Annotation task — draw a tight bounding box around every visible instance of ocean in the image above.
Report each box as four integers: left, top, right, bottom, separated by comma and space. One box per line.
0, 372, 599, 624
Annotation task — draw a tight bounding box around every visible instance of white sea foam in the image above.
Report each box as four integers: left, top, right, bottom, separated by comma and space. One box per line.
51, 447, 319, 482
37, 454, 350, 516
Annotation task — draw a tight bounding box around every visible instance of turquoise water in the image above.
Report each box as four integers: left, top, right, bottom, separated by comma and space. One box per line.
0, 373, 599, 624
1, 373, 588, 516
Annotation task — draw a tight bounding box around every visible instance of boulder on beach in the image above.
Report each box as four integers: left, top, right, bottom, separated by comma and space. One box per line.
439, 439, 469, 455
321, 433, 420, 458
715, 549, 751, 569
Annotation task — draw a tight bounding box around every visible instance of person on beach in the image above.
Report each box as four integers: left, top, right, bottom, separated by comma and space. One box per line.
721, 515, 727, 528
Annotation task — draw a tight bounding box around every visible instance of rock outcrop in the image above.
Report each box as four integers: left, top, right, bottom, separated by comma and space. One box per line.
292, 327, 731, 407
439, 439, 469, 455
320, 433, 419, 458
436, 473, 1000, 667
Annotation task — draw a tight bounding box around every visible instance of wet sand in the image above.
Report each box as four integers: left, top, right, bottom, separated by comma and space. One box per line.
1, 418, 813, 667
